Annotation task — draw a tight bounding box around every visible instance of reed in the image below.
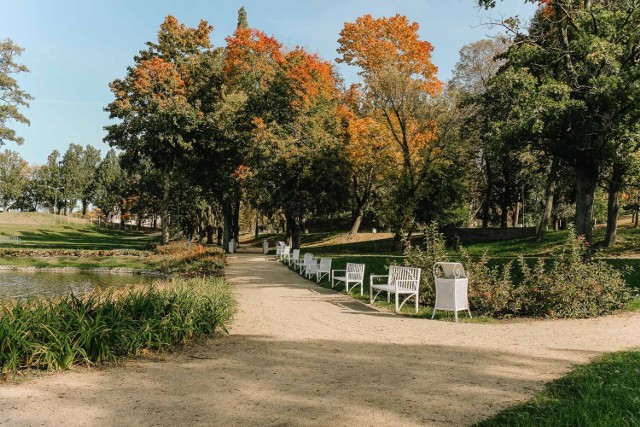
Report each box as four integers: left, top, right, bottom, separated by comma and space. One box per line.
0, 277, 235, 375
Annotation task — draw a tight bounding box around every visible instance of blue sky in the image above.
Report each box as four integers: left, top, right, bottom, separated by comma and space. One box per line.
1, 0, 536, 164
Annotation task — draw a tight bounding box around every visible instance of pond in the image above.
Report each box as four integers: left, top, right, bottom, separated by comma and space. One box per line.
0, 271, 158, 300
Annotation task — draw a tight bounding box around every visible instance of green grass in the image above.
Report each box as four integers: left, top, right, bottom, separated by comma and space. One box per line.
0, 213, 157, 250
475, 351, 640, 426
0, 277, 235, 375
0, 256, 151, 270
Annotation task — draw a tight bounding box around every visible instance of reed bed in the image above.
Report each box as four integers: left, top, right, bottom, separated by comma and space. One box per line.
0, 277, 235, 375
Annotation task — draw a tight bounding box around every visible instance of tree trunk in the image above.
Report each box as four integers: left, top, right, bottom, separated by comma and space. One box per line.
635, 206, 639, 228
82, 199, 88, 217
161, 170, 171, 245
512, 203, 520, 228
349, 209, 364, 235
254, 212, 259, 240
286, 212, 301, 249
604, 161, 624, 247
232, 198, 240, 248
222, 202, 232, 253
574, 155, 599, 242
482, 155, 492, 228
500, 190, 509, 229
537, 156, 560, 241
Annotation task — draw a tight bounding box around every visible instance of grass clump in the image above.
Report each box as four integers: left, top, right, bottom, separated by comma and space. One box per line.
475, 351, 640, 427
0, 277, 235, 375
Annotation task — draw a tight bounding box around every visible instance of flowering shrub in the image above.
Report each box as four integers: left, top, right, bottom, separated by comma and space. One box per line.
514, 231, 635, 318
461, 251, 515, 317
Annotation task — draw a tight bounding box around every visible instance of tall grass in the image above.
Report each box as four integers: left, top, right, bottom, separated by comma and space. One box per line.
0, 277, 235, 375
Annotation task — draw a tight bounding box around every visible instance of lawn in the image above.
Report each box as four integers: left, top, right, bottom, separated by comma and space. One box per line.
476, 351, 640, 426
0, 212, 157, 250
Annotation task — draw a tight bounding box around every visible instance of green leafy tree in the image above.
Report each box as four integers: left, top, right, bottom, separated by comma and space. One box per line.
0, 39, 33, 146
0, 149, 27, 211
105, 16, 213, 244
478, 0, 640, 242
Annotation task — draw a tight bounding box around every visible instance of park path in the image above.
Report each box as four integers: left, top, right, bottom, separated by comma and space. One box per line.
1, 250, 640, 426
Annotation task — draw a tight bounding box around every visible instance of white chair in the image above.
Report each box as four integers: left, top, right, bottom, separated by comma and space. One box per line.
295, 253, 314, 275
315, 258, 332, 283
432, 262, 471, 322
278, 245, 290, 262
276, 242, 287, 259
299, 253, 316, 276
370, 265, 421, 313
331, 263, 365, 295
287, 249, 300, 266
307, 258, 332, 282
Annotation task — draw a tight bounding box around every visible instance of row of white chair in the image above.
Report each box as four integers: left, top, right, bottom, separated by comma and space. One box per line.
273, 242, 471, 319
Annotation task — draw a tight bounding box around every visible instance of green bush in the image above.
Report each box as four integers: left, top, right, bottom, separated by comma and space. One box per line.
403, 222, 448, 304
404, 224, 636, 319
513, 231, 635, 318
0, 277, 235, 375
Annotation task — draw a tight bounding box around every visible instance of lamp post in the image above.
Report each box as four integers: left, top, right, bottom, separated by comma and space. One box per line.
46, 185, 64, 226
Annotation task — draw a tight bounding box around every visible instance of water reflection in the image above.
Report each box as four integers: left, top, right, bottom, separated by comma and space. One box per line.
0, 271, 157, 300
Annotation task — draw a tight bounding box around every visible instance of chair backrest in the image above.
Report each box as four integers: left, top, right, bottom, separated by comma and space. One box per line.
346, 263, 365, 281
291, 249, 300, 260
389, 265, 421, 291
283, 245, 290, 255
318, 258, 332, 272
303, 253, 314, 264
277, 241, 285, 247
433, 262, 466, 279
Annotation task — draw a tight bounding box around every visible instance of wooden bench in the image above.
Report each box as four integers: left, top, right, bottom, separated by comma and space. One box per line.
331, 263, 365, 295
370, 265, 421, 313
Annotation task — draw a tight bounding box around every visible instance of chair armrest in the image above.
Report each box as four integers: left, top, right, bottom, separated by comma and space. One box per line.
369, 274, 389, 285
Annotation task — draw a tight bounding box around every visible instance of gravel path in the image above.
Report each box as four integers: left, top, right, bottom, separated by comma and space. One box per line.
1, 251, 639, 426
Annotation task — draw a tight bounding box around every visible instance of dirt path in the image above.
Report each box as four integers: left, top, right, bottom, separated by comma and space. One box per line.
2, 251, 640, 426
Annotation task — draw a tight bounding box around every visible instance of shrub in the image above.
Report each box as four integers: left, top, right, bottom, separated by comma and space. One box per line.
462, 250, 515, 317
514, 231, 635, 318
405, 224, 636, 319
0, 277, 235, 375
403, 222, 448, 304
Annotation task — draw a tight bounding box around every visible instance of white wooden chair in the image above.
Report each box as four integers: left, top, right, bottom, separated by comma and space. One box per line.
300, 253, 316, 276
286, 249, 300, 266
307, 258, 332, 282
331, 263, 365, 295
278, 245, 290, 262
432, 262, 471, 322
370, 265, 421, 313
295, 253, 315, 275
276, 242, 287, 259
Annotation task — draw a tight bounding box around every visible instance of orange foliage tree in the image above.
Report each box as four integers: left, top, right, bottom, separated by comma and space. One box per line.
339, 85, 394, 234
337, 14, 443, 239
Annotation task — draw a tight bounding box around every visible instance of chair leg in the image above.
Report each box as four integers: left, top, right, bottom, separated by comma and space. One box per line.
395, 292, 399, 313
415, 294, 419, 313
454, 311, 459, 322
467, 308, 472, 319
369, 284, 373, 304
431, 308, 437, 319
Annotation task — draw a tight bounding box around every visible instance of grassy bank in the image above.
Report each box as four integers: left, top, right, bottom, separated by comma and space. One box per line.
476, 351, 640, 426
0, 277, 235, 375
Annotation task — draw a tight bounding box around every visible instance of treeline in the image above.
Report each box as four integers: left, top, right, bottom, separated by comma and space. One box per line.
4, 3, 640, 249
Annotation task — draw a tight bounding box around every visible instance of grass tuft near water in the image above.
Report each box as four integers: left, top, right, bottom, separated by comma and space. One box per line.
0, 277, 235, 375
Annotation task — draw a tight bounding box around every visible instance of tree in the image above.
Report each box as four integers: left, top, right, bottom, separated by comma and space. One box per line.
93, 149, 125, 224
0, 149, 27, 211
478, 0, 640, 242
105, 16, 213, 244
337, 14, 443, 242
0, 39, 33, 146
338, 85, 393, 234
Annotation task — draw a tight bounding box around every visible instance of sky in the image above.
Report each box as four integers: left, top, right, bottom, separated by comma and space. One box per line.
1, 0, 536, 165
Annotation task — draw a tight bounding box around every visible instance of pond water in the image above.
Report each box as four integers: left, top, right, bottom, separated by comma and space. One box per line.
0, 271, 158, 300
